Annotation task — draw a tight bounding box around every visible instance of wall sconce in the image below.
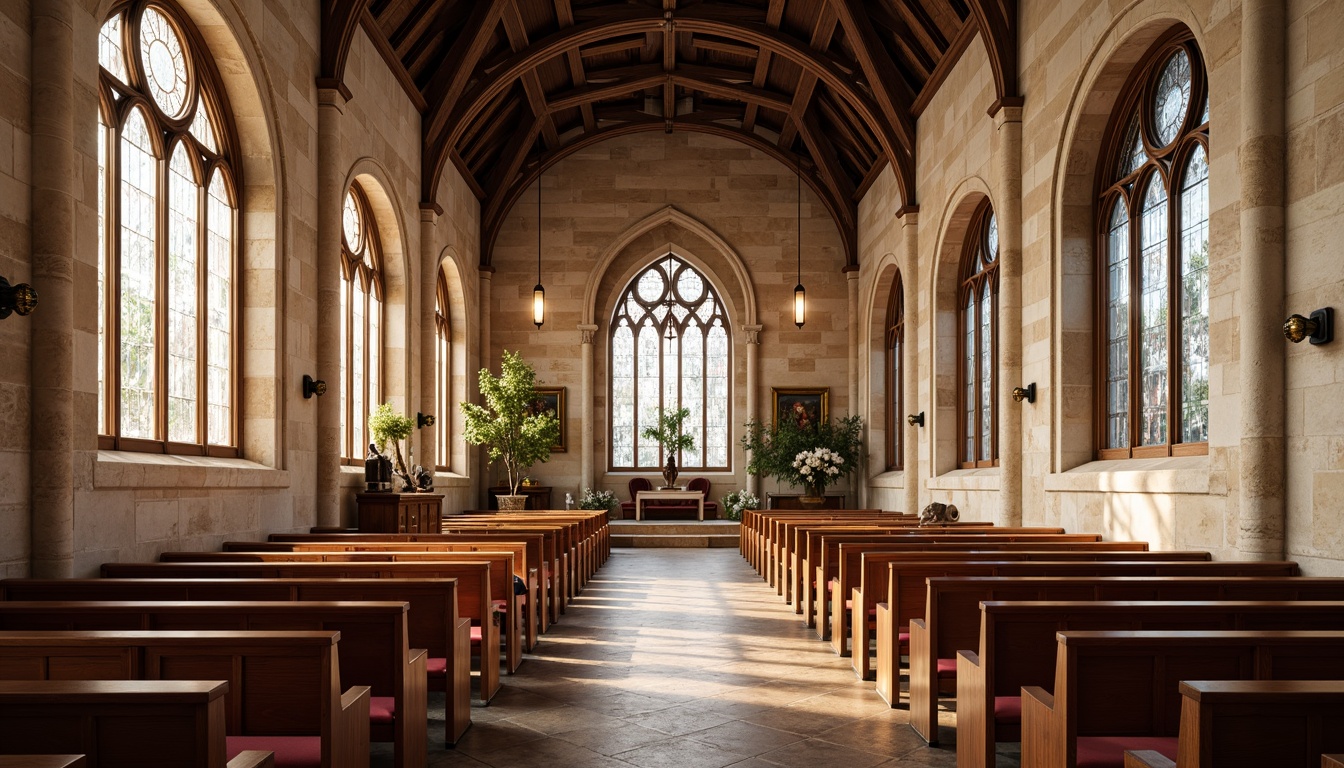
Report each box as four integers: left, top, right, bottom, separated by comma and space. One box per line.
302, 375, 326, 399
906, 412, 924, 427
1283, 308, 1333, 345
0, 276, 38, 319
1012, 383, 1036, 404
417, 412, 435, 429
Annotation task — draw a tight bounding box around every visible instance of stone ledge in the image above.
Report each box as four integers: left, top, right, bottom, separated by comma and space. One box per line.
868, 470, 905, 489
95, 451, 289, 490
927, 469, 1001, 492
1043, 455, 1211, 495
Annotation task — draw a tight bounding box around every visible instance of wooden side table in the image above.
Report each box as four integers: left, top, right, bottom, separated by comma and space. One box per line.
486, 485, 553, 510
356, 492, 444, 533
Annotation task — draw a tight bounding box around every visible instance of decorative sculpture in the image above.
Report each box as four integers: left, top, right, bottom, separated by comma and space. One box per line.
919, 501, 960, 526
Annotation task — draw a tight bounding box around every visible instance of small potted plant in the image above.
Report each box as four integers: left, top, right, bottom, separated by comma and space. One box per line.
579, 487, 618, 519
641, 406, 695, 489
720, 489, 760, 521
369, 403, 415, 491
460, 350, 560, 511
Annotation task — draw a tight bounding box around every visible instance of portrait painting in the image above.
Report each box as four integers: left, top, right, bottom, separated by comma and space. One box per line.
527, 387, 567, 452
772, 387, 829, 430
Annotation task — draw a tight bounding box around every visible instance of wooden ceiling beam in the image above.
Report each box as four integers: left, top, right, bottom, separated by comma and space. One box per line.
966, 0, 1020, 112
502, 0, 560, 149
357, 10, 427, 111
912, 17, 977, 116
778, 5, 837, 150
794, 107, 857, 221
892, 0, 948, 53
742, 0, 783, 134
483, 112, 546, 200
578, 37, 646, 58
388, 0, 448, 54
421, 1, 506, 140
691, 37, 758, 58
317, 0, 367, 98
553, 0, 598, 133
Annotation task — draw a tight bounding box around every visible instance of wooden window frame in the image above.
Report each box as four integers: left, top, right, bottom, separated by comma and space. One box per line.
340, 182, 385, 464
885, 271, 904, 472
1094, 30, 1210, 460
957, 200, 999, 469
96, 0, 242, 458
607, 255, 732, 473
434, 270, 451, 471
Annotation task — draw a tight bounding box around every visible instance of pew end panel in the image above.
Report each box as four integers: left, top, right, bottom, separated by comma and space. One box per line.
1171, 680, 1344, 768
1021, 686, 1063, 768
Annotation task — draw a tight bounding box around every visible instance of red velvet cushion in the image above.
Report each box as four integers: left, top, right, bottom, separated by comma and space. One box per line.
1075, 736, 1178, 768
936, 658, 957, 678
227, 736, 322, 768
898, 632, 910, 643
426, 657, 447, 677
369, 695, 396, 724
470, 626, 483, 645
993, 695, 1022, 724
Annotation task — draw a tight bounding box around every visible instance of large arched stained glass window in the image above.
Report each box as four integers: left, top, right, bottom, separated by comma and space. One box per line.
610, 255, 730, 471
340, 183, 384, 461
959, 202, 998, 468
885, 272, 904, 471
96, 1, 239, 456
435, 270, 451, 470
1097, 32, 1209, 458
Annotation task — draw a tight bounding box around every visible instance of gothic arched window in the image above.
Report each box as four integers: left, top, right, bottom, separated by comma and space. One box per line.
1097, 32, 1209, 458
885, 272, 904, 471
96, 1, 239, 456
340, 183, 384, 460
435, 269, 451, 470
610, 255, 730, 471
959, 202, 998, 467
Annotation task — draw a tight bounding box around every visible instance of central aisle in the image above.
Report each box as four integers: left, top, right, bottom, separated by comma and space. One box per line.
405, 548, 980, 768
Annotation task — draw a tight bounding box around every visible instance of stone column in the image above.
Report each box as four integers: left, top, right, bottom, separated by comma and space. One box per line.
474, 268, 494, 505
901, 213, 920, 516
418, 207, 439, 471
1237, 0, 1287, 560
29, 0, 75, 577
847, 268, 863, 508
315, 87, 347, 527
578, 324, 598, 491
743, 324, 763, 497
994, 105, 1024, 528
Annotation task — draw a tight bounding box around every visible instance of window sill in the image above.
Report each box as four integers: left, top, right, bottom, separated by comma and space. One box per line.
95, 451, 289, 489
869, 471, 905, 490
927, 468, 1001, 492
1043, 455, 1211, 495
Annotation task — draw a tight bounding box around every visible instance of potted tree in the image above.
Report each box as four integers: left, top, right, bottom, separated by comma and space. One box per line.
368, 403, 415, 491
460, 350, 560, 510
641, 406, 695, 489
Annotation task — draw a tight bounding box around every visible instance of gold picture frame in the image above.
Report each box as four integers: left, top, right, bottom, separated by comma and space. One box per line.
528, 387, 567, 452
772, 387, 829, 430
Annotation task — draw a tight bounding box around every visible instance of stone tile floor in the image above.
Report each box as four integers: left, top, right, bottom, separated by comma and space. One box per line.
374, 548, 1022, 767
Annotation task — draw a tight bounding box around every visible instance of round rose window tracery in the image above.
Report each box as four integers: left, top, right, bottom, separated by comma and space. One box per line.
139, 6, 191, 119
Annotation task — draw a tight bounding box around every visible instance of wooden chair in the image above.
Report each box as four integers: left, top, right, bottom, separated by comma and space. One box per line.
619, 478, 652, 519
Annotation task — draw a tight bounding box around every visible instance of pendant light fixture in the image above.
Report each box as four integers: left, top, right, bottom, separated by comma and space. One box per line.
794, 157, 806, 328
532, 151, 545, 329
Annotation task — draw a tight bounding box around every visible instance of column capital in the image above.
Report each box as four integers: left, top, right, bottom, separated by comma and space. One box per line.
578, 324, 599, 344
992, 102, 1024, 127
743, 324, 763, 345
317, 87, 348, 112
419, 205, 440, 224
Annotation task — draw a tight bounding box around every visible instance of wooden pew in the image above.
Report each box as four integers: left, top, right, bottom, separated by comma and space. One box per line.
85, 563, 499, 705
451, 510, 609, 592
1124, 681, 1344, 768
0, 576, 474, 735
954, 595, 1344, 762
0, 629, 372, 768
870, 559, 1301, 689
440, 520, 575, 610
0, 680, 273, 768
755, 510, 888, 584
0, 758, 88, 767
155, 551, 520, 673
0, 600, 429, 762
1020, 630, 1344, 768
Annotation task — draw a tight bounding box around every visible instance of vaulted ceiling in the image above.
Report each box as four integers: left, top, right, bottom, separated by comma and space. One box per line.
318, 0, 1018, 267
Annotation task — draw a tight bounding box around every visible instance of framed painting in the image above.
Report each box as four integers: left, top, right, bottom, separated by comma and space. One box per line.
772, 387, 829, 430
528, 387, 567, 452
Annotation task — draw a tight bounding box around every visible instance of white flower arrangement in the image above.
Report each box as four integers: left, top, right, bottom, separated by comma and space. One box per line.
791, 447, 845, 494
578, 487, 618, 511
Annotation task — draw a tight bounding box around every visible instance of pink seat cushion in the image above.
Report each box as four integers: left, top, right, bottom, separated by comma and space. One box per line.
993, 695, 1022, 723
1075, 736, 1178, 768
227, 736, 322, 768
426, 657, 447, 677
936, 658, 957, 678
369, 695, 396, 724
898, 632, 910, 644
470, 626, 483, 645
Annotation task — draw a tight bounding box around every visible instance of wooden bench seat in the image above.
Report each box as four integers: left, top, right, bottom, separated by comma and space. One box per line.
1020, 630, 1344, 768
99, 558, 506, 699
440, 519, 580, 607
870, 559, 1300, 691
0, 630, 370, 768
0, 757, 88, 767
1123, 681, 1344, 768
0, 680, 273, 768
11, 572, 482, 715
740, 510, 912, 571
0, 600, 430, 762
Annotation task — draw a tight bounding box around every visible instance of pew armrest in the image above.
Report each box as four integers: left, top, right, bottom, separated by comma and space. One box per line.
1020, 686, 1060, 768
909, 618, 936, 744
336, 685, 371, 768
227, 751, 276, 768
1123, 750, 1176, 768
404, 649, 429, 762
956, 650, 991, 768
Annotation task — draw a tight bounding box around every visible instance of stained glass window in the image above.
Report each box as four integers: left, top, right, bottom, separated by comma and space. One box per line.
435, 271, 452, 470
340, 184, 384, 461
1096, 32, 1208, 458
96, 1, 238, 455
959, 203, 998, 468
885, 273, 904, 471
610, 255, 730, 470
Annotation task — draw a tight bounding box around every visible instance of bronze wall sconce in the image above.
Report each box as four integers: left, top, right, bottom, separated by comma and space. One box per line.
906, 412, 924, 427
417, 412, 435, 428
302, 375, 326, 399
1283, 308, 1333, 345
1012, 383, 1036, 404
0, 276, 37, 319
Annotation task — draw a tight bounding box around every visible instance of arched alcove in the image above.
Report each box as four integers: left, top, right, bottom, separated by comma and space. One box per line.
865, 255, 902, 486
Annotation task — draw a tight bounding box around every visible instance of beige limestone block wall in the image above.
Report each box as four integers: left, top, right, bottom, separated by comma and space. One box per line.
487, 132, 851, 508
